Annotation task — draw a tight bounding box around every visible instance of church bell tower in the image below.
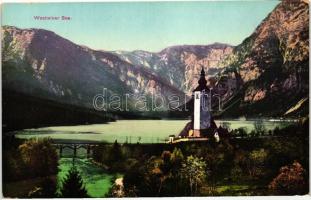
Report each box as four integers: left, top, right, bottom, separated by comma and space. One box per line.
193, 67, 211, 137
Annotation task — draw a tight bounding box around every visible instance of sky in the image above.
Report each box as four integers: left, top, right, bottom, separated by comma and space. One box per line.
2, 1, 280, 52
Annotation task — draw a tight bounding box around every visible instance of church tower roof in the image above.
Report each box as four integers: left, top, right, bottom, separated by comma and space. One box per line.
193, 67, 209, 92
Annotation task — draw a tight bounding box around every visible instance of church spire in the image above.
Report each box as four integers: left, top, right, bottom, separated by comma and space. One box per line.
193, 66, 209, 92
200, 67, 206, 76
198, 67, 207, 86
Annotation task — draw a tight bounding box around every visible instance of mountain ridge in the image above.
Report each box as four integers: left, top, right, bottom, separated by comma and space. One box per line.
2, 25, 186, 111
3, 25, 233, 114
215, 0, 309, 117
113, 42, 233, 94
2, 0, 309, 118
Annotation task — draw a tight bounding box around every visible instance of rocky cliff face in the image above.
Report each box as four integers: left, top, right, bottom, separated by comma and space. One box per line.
2, 26, 184, 111
113, 43, 233, 95
2, 0, 309, 117
216, 0, 309, 117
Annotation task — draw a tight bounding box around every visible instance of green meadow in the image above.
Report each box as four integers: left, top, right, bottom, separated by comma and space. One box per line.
57, 158, 119, 198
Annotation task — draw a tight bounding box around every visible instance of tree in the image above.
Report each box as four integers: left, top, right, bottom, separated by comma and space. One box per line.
181, 156, 207, 196
18, 138, 58, 177
109, 140, 123, 162
264, 136, 306, 176
161, 151, 172, 174
231, 149, 248, 181
123, 163, 145, 197
60, 166, 89, 198
237, 127, 248, 137
247, 149, 268, 178
204, 149, 225, 192
170, 148, 184, 173
168, 148, 188, 196
143, 150, 187, 197
273, 126, 281, 135
92, 144, 108, 163
254, 120, 266, 136
230, 148, 268, 181
269, 161, 308, 195
3, 150, 24, 181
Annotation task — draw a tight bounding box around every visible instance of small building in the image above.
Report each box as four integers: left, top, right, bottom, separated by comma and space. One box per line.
168, 135, 175, 143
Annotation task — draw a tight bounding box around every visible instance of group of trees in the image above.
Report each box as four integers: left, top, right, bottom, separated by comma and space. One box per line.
230, 148, 268, 181
28, 165, 90, 198
103, 118, 309, 196
19, 138, 59, 177
220, 120, 267, 138
3, 138, 59, 198
120, 148, 208, 197
227, 119, 309, 138
3, 138, 58, 182
93, 140, 124, 172
3, 137, 90, 198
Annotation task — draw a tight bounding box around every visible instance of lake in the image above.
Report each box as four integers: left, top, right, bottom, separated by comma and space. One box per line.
15, 119, 294, 143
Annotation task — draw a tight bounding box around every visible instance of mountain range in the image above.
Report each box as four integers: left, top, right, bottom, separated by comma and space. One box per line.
2, 27, 232, 111
2, 0, 309, 127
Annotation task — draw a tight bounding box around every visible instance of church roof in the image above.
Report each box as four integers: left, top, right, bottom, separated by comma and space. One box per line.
193, 67, 210, 92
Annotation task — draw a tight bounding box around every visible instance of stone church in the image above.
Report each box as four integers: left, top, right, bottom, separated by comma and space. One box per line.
179, 67, 218, 138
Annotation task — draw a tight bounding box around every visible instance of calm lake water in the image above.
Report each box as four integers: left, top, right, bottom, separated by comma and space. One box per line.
15, 119, 294, 143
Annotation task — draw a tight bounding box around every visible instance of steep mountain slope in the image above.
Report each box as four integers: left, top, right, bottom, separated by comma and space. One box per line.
2, 26, 184, 111
113, 43, 233, 95
2, 0, 309, 119
216, 0, 309, 117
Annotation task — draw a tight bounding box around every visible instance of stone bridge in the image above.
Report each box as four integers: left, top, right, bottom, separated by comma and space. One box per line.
52, 142, 100, 158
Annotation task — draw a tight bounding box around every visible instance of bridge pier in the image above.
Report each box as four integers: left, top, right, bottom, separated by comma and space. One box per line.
87, 145, 91, 158
73, 145, 77, 158
59, 145, 63, 158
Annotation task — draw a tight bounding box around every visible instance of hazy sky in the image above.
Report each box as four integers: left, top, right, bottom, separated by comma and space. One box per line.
2, 1, 280, 52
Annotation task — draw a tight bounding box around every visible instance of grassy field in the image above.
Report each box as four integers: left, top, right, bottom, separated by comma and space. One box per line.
200, 179, 268, 196
15, 120, 293, 143
57, 158, 119, 197
4, 158, 118, 198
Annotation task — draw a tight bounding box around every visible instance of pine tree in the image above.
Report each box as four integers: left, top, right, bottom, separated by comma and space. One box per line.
60, 166, 89, 198
109, 140, 123, 162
